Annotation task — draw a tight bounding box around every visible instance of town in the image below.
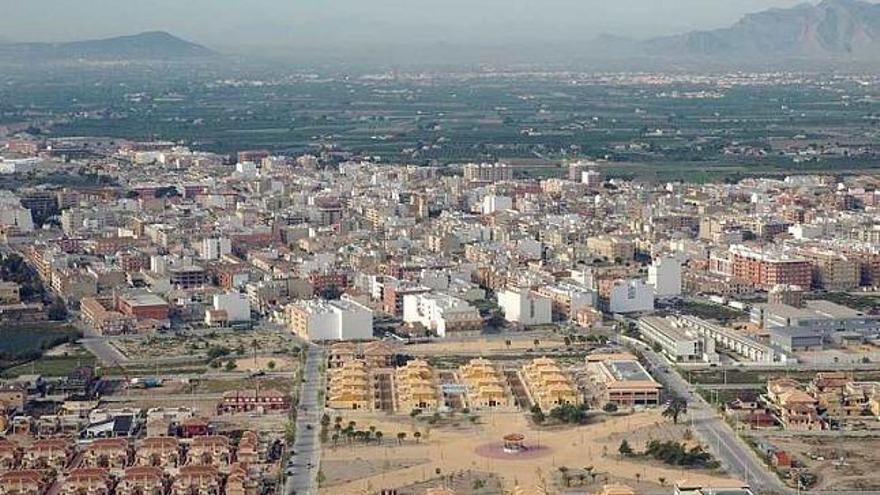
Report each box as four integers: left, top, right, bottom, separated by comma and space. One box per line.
0, 126, 878, 495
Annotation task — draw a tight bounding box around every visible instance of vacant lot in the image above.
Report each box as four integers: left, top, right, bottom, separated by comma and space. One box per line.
761, 435, 880, 491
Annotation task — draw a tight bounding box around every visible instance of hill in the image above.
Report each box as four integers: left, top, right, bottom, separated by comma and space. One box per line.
645, 0, 880, 61
0, 31, 216, 62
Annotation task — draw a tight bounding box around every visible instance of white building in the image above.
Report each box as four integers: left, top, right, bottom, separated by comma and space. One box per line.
647, 255, 682, 298
497, 288, 552, 326
235, 161, 258, 177
0, 157, 40, 174
211, 293, 251, 322
403, 292, 482, 337
200, 237, 232, 260
0, 192, 34, 233
481, 195, 513, 214
289, 297, 373, 341
581, 168, 603, 188
607, 279, 654, 314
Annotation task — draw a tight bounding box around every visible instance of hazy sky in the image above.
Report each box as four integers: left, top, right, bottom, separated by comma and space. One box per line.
0, 0, 841, 50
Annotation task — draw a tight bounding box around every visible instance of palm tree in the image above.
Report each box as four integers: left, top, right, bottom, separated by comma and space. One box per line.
397, 432, 407, 445
375, 431, 383, 444
413, 431, 422, 443
635, 472, 641, 484
331, 434, 339, 447
663, 398, 688, 425
658, 477, 667, 486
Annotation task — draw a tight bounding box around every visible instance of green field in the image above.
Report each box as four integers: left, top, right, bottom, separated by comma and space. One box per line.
0, 323, 81, 359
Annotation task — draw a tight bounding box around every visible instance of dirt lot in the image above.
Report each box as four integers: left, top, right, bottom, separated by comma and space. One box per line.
760, 435, 880, 491
319, 409, 734, 494
111, 329, 299, 361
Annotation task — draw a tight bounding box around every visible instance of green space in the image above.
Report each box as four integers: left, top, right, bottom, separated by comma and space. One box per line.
0, 323, 82, 372
2, 354, 97, 378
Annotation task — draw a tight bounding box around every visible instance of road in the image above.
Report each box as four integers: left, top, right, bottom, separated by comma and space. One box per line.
636, 344, 791, 494
284, 344, 324, 495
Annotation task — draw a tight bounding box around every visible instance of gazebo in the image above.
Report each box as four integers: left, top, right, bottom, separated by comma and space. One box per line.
502, 433, 526, 454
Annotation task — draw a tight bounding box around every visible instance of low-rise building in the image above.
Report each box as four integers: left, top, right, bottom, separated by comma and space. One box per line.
458, 358, 512, 409
287, 297, 373, 341
586, 353, 662, 408
395, 359, 440, 413
402, 292, 482, 337
327, 360, 373, 411
217, 389, 289, 415
521, 357, 580, 411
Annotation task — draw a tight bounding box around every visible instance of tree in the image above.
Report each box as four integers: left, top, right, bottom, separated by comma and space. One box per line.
267, 360, 276, 371
663, 398, 688, 425
397, 432, 406, 444
413, 431, 422, 443
533, 338, 540, 347
530, 405, 545, 424
375, 431, 383, 444
563, 336, 572, 347
47, 297, 68, 321
658, 477, 667, 486
224, 360, 237, 371
635, 473, 641, 484
331, 434, 339, 447
618, 439, 634, 457
603, 403, 618, 413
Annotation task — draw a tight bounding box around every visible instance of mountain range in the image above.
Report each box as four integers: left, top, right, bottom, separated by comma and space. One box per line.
0, 1, 878, 66
0, 31, 216, 63
643, 0, 880, 61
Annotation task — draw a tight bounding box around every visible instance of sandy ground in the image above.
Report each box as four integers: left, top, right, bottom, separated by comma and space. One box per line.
233, 355, 296, 372
320, 410, 736, 494
761, 435, 880, 491
406, 336, 566, 355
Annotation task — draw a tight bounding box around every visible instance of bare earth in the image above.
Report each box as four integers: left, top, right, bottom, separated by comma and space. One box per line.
319, 410, 736, 494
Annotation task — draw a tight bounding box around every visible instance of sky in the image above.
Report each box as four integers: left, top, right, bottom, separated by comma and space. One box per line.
0, 0, 817, 51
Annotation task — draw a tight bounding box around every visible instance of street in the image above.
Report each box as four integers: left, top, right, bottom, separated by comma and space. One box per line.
284, 344, 324, 495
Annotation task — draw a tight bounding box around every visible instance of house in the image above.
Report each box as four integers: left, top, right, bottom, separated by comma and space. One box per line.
394, 359, 440, 413
521, 357, 581, 411
458, 358, 512, 409
59, 468, 113, 495
217, 389, 289, 415
178, 418, 210, 438
81, 438, 132, 469
235, 432, 259, 465
0, 439, 20, 470
327, 360, 372, 411
171, 465, 221, 495
136, 437, 181, 468
187, 436, 231, 467
22, 439, 72, 471
116, 466, 166, 495
766, 379, 826, 431
225, 463, 259, 495
0, 470, 48, 495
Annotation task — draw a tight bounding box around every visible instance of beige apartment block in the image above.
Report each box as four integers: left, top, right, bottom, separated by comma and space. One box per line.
521, 357, 581, 412
394, 359, 440, 413
458, 358, 513, 409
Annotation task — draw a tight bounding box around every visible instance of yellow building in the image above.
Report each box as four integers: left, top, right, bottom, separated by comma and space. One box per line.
327, 360, 373, 411
395, 359, 440, 413
458, 358, 512, 409
521, 357, 581, 411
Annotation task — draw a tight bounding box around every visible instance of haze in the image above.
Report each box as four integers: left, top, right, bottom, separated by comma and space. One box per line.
1, 0, 818, 51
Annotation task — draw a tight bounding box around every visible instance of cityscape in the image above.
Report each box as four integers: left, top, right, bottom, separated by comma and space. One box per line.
1, 1, 880, 495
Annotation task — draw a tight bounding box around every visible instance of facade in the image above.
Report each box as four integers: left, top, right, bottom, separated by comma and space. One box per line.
402, 292, 482, 337
327, 360, 373, 411
463, 162, 513, 182
217, 389, 289, 414
521, 357, 581, 412
766, 378, 827, 431
116, 292, 169, 321
394, 359, 440, 413
637, 316, 713, 363
210, 293, 251, 323
586, 353, 662, 408
458, 358, 513, 409
730, 245, 811, 290
647, 255, 682, 298
606, 279, 654, 314
497, 288, 552, 326
287, 297, 374, 341
81, 297, 136, 335
535, 282, 596, 321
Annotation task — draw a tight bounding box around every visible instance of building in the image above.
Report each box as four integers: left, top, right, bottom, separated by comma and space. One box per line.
136, 437, 181, 467
647, 255, 682, 298
217, 388, 290, 414
116, 467, 165, 495
463, 163, 513, 182
521, 357, 581, 412
116, 292, 169, 321
587, 236, 634, 262
0, 470, 48, 495
0, 282, 20, 304
586, 353, 662, 408
0, 192, 34, 233
287, 297, 373, 341
767, 284, 804, 307
200, 238, 231, 260
458, 358, 512, 409
209, 293, 251, 323
756, 300, 880, 351
59, 468, 113, 495
171, 465, 221, 495
536, 282, 596, 321
637, 316, 715, 363
497, 288, 552, 326
395, 359, 440, 412
402, 292, 482, 337
80, 438, 132, 468
606, 279, 654, 314
81, 297, 136, 335
327, 341, 397, 370
481, 195, 513, 214
766, 378, 826, 431
327, 360, 373, 411
730, 245, 811, 290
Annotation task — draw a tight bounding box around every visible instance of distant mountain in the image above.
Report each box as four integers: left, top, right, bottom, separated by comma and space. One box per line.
0, 31, 216, 62
645, 0, 880, 61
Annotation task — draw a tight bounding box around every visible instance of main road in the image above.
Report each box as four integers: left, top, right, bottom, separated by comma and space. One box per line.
284, 344, 324, 495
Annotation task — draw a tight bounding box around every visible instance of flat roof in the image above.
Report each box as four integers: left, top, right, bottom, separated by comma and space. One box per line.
608, 360, 653, 382
121, 293, 167, 307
